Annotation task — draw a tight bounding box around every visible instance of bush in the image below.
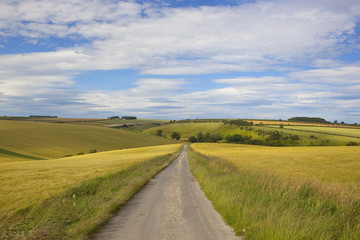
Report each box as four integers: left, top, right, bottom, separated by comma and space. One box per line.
188, 136, 197, 143
227, 119, 253, 126
77, 152, 84, 155
346, 141, 359, 146
171, 132, 181, 140
89, 150, 97, 153
156, 129, 163, 136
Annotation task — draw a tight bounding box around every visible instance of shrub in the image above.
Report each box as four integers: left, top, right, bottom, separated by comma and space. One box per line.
346, 141, 359, 146
188, 136, 197, 143
77, 152, 84, 155
171, 132, 181, 140
89, 150, 97, 153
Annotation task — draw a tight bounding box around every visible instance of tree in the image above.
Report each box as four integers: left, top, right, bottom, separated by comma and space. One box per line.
171, 132, 181, 140
197, 132, 204, 142
334, 120, 338, 124
156, 129, 163, 136
188, 136, 197, 143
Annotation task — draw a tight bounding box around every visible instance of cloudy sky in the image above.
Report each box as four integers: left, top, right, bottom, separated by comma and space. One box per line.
1, 0, 360, 122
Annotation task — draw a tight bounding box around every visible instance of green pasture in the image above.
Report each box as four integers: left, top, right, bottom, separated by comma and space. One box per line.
145, 122, 360, 146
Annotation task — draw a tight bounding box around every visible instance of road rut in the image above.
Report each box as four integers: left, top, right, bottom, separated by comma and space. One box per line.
93, 145, 240, 240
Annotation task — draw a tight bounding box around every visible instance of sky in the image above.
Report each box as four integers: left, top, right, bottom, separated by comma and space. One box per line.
0, 0, 360, 122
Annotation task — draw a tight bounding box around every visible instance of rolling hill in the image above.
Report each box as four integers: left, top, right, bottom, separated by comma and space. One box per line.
0, 120, 176, 161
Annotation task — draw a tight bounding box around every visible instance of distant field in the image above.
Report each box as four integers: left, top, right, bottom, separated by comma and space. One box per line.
145, 122, 359, 146
144, 122, 223, 138
0, 120, 177, 161
0, 144, 182, 221
189, 143, 360, 239
281, 125, 360, 138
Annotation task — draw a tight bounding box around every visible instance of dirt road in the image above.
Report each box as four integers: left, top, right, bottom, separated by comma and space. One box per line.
93, 145, 240, 240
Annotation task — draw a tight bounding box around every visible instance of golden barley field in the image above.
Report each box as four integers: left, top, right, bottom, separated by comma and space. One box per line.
0, 144, 182, 220
191, 143, 360, 199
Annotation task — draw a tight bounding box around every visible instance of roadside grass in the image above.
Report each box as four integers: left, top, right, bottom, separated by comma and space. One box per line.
0, 144, 182, 222
188, 143, 360, 239
0, 145, 182, 239
0, 120, 177, 161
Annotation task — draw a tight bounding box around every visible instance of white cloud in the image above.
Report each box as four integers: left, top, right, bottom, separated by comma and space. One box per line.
0, 0, 360, 121
290, 65, 360, 84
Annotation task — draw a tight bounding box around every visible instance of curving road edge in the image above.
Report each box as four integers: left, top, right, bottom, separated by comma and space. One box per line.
93, 145, 241, 240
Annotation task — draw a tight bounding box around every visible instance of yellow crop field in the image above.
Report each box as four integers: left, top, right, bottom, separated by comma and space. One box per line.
189, 143, 360, 238
0, 120, 177, 161
0, 144, 182, 220
191, 143, 360, 199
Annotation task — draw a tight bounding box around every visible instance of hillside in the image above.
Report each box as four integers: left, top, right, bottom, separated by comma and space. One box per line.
144, 121, 360, 146
0, 120, 177, 161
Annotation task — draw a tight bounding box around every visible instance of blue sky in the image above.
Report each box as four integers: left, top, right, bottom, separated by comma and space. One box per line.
1, 0, 360, 122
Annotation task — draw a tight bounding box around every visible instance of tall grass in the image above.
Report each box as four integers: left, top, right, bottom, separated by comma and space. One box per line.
188, 144, 360, 239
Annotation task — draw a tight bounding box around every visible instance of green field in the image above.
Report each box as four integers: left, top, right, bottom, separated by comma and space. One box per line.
144, 122, 223, 138
145, 122, 360, 146
280, 125, 360, 138
0, 120, 177, 161
189, 143, 360, 239
0, 144, 182, 239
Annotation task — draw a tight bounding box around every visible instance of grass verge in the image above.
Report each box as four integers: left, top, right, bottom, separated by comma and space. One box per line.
0, 148, 182, 240
187, 147, 360, 239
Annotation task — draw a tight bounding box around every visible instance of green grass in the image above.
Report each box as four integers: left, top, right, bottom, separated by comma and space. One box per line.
143, 122, 223, 139
188, 144, 360, 239
280, 125, 360, 138
0, 144, 182, 239
145, 122, 360, 146
0, 120, 177, 161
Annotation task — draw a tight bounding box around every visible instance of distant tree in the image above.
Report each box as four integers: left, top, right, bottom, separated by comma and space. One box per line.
156, 129, 163, 136
341, 121, 345, 124
171, 132, 181, 140
333, 120, 338, 124
197, 132, 204, 142
213, 133, 222, 141
288, 117, 327, 124
188, 136, 197, 143
227, 119, 253, 126
346, 141, 359, 146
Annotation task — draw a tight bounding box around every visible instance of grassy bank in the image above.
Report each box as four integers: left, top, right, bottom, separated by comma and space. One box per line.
188, 144, 360, 239
0, 144, 182, 239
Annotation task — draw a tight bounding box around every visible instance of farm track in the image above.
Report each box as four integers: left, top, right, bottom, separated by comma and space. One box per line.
93, 145, 240, 240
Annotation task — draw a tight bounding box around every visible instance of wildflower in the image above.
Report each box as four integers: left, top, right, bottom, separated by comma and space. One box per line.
72, 194, 76, 199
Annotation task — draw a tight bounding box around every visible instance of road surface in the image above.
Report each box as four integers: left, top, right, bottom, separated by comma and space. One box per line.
93, 145, 241, 240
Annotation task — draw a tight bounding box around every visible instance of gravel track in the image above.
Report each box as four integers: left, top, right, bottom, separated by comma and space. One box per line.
93, 145, 240, 240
